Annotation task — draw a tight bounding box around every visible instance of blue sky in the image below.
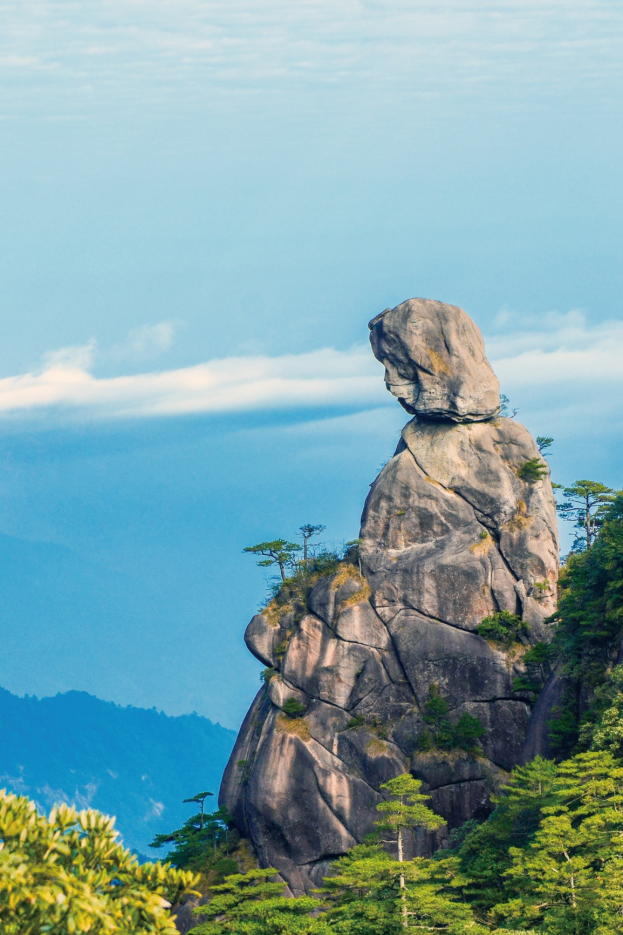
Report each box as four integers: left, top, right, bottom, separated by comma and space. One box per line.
0, 0, 621, 728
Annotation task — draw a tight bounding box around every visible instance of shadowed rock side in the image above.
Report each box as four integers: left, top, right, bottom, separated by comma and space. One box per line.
220, 298, 559, 895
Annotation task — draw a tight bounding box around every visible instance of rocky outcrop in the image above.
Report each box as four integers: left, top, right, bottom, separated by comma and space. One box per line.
369, 298, 500, 422
220, 298, 559, 895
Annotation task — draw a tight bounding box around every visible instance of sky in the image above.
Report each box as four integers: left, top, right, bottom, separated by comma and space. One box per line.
0, 0, 621, 729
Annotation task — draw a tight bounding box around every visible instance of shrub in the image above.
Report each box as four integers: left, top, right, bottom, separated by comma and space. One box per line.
516, 458, 548, 483
477, 610, 528, 646
512, 642, 553, 697
419, 685, 486, 753
453, 712, 487, 750
212, 857, 239, 881
282, 697, 306, 718
259, 667, 278, 682
345, 714, 365, 730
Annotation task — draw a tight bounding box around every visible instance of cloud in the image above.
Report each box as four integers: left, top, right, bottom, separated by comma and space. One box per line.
41, 341, 96, 372
0, 346, 385, 421
107, 322, 176, 365
2, 0, 621, 118
488, 312, 623, 387
0, 311, 620, 426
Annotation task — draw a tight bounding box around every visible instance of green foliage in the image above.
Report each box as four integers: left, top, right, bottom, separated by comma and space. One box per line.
265, 549, 351, 612
212, 858, 239, 879
452, 750, 623, 933
492, 751, 623, 933
547, 495, 623, 754
243, 540, 302, 582
259, 668, 278, 683
344, 714, 365, 730
456, 756, 559, 913
523, 641, 554, 667
319, 845, 485, 934
317, 843, 402, 934
0, 791, 197, 935
512, 642, 554, 696
419, 684, 486, 752
282, 698, 306, 718
580, 665, 623, 754
420, 683, 454, 750
149, 797, 234, 872
375, 773, 445, 839
537, 436, 554, 455
453, 713, 487, 750
191, 868, 329, 934
183, 790, 214, 812
556, 479, 617, 550
517, 457, 549, 483
548, 703, 582, 762
477, 610, 529, 646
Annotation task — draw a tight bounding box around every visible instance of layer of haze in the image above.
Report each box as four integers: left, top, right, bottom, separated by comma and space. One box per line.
0, 0, 621, 727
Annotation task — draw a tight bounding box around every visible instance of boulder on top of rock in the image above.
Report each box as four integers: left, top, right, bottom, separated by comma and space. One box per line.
369, 298, 500, 422
219, 297, 560, 898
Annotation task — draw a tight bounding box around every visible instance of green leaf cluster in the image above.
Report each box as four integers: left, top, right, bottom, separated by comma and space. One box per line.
0, 791, 197, 935
191, 868, 330, 934
547, 494, 623, 755
282, 698, 306, 718
477, 610, 529, 647
516, 458, 549, 483
418, 685, 486, 752
149, 799, 234, 873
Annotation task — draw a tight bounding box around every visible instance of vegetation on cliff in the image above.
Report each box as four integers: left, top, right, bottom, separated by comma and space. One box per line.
181, 751, 623, 934
547, 492, 623, 756
177, 487, 623, 933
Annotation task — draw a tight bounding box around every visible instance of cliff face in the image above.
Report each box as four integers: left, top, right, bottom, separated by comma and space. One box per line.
220, 298, 559, 895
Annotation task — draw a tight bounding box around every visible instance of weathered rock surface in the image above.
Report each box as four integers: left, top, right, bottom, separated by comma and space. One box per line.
220, 297, 559, 895
369, 298, 500, 422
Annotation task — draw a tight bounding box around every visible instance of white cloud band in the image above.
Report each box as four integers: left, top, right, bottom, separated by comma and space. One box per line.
0, 347, 384, 420
0, 311, 620, 423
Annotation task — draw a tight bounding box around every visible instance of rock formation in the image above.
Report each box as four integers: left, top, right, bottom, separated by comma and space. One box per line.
220, 297, 559, 895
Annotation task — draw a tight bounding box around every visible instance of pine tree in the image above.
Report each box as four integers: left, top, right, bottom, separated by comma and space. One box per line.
456, 756, 558, 913
375, 773, 445, 928
556, 480, 617, 549
319, 843, 402, 935
493, 751, 623, 933
243, 540, 302, 581
191, 868, 330, 934
319, 843, 485, 934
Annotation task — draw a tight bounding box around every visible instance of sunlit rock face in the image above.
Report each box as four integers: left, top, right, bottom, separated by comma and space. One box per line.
369, 298, 501, 422
219, 298, 559, 895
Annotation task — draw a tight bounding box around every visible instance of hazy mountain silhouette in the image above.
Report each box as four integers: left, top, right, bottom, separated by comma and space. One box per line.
0, 685, 236, 855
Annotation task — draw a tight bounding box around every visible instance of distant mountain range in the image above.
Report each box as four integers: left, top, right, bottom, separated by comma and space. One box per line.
0, 686, 236, 856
